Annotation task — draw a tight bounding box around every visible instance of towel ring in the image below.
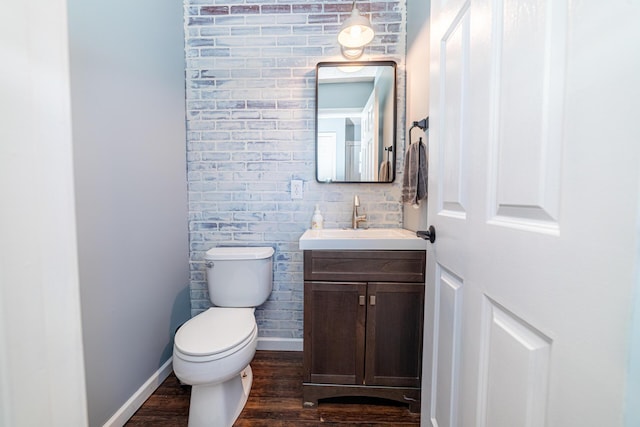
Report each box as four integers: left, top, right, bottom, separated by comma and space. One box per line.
409, 117, 429, 144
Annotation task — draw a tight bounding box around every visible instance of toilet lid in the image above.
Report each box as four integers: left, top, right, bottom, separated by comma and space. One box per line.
174, 307, 256, 357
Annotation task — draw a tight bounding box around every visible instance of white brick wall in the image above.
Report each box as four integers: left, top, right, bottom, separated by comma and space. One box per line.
185, 0, 407, 339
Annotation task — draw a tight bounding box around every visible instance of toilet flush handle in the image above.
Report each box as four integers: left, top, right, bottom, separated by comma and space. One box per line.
205, 261, 214, 268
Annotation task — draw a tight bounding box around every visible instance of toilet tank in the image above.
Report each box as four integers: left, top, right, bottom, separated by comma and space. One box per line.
204, 246, 274, 307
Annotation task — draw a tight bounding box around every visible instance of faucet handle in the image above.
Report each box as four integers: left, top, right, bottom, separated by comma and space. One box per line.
354, 195, 360, 206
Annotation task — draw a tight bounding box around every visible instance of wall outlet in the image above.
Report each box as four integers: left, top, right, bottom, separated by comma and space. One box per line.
291, 179, 303, 199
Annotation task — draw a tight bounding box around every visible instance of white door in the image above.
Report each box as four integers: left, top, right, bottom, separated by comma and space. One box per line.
361, 90, 378, 180
422, 0, 640, 426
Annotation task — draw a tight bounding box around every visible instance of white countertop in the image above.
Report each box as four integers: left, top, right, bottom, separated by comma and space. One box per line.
299, 228, 427, 251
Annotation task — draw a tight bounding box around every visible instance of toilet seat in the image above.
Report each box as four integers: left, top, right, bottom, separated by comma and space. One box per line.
174, 307, 257, 363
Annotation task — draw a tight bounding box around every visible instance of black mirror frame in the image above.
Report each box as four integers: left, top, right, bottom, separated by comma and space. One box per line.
315, 60, 397, 184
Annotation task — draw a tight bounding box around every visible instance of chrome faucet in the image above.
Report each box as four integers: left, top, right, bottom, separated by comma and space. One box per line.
352, 195, 367, 229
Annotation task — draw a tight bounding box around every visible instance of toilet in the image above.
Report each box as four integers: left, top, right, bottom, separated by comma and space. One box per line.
173, 246, 274, 427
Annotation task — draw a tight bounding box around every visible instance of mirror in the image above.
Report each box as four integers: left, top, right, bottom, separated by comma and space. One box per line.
315, 61, 397, 183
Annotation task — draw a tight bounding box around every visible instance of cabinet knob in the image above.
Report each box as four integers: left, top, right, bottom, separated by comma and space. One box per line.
359, 295, 365, 305
370, 295, 376, 306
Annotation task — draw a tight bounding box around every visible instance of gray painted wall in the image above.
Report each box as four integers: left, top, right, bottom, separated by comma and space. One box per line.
319, 82, 375, 108
67, 0, 190, 424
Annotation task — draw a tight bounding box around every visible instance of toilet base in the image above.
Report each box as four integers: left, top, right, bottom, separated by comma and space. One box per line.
187, 365, 253, 427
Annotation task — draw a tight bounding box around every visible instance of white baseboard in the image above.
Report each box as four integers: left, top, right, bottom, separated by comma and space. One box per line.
103, 357, 173, 427
256, 337, 303, 352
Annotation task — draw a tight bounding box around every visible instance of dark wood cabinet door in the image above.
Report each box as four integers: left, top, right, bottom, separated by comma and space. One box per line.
303, 281, 367, 385
364, 282, 425, 388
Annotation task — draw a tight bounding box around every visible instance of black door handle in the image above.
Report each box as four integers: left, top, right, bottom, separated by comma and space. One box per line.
416, 225, 436, 243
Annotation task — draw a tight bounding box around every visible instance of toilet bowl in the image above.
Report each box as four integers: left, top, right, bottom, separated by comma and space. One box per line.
173, 308, 258, 426
172, 246, 274, 427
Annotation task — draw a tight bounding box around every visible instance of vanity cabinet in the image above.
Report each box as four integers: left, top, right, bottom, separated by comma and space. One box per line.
303, 250, 426, 412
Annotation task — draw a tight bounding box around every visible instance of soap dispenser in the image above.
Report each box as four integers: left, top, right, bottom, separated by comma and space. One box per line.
311, 205, 324, 229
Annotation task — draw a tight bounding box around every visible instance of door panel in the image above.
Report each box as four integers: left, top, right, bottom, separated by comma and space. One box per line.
429, 267, 463, 427
477, 298, 551, 427
488, 0, 566, 232
439, 2, 470, 218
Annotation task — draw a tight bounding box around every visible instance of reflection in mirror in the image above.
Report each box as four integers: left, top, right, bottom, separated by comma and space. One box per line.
316, 61, 397, 183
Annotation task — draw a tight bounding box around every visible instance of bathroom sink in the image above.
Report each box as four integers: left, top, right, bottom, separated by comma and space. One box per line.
299, 228, 427, 250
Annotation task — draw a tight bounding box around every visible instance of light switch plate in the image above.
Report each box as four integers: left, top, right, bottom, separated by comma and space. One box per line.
291, 179, 303, 199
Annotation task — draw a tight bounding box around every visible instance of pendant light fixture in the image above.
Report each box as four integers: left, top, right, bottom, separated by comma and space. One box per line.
341, 45, 365, 60
338, 0, 375, 58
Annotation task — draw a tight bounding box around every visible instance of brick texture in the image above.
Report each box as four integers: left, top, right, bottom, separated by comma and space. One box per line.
185, 0, 407, 339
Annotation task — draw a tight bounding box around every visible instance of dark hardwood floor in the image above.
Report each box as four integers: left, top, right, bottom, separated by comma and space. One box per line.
126, 350, 421, 426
